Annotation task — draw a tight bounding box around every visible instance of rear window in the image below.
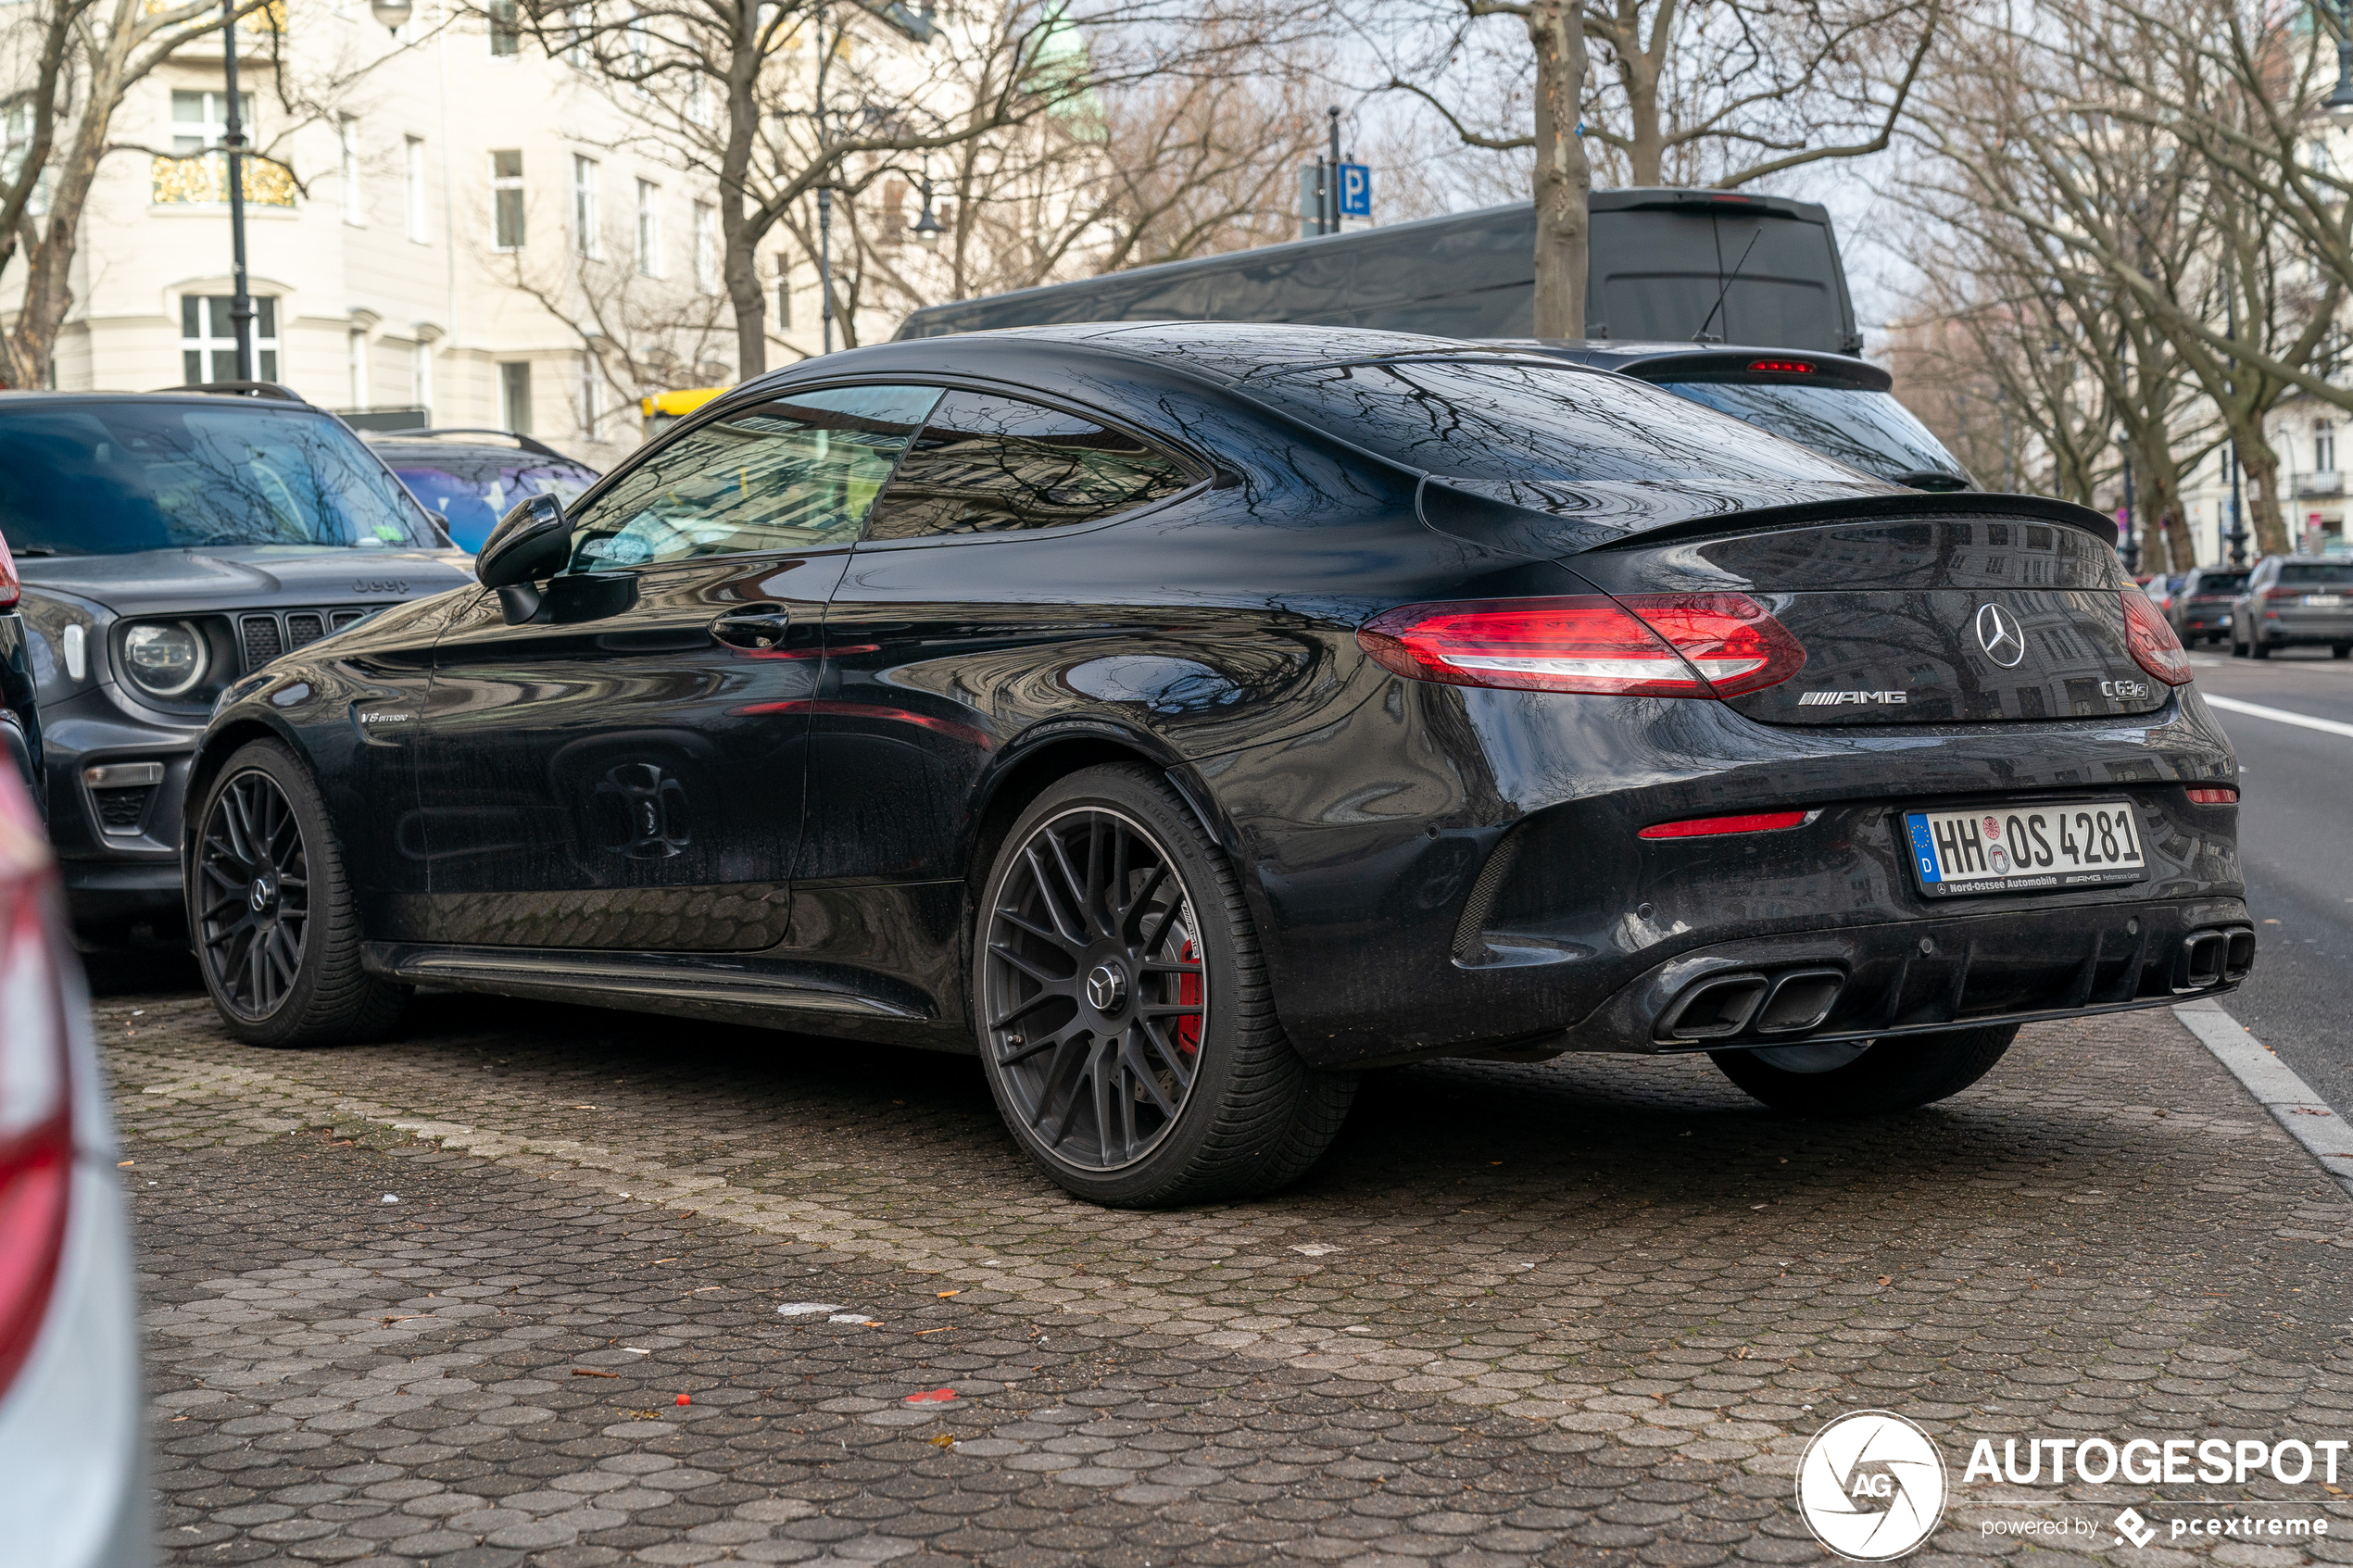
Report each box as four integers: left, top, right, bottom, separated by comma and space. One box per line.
1243, 359, 1869, 486
2279, 562, 2353, 585
2192, 572, 2247, 594
1647, 381, 1968, 486
0, 401, 440, 556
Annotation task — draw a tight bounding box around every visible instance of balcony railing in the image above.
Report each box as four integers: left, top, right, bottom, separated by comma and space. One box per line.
2296, 470, 2343, 498
151, 151, 296, 208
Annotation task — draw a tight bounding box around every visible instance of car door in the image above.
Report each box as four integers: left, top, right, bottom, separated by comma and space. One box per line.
798, 385, 1202, 892
409, 383, 939, 950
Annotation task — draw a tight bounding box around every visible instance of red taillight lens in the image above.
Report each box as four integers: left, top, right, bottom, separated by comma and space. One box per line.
0, 534, 17, 611
2120, 587, 2192, 686
0, 766, 69, 1397
2185, 786, 2237, 805
1746, 358, 1816, 375
2263, 586, 2303, 600
1357, 594, 1804, 698
1637, 809, 1811, 840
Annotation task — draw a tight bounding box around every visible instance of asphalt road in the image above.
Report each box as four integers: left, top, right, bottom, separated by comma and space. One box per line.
2184, 646, 2353, 1120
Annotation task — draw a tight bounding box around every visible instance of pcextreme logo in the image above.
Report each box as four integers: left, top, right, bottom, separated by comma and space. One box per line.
1796, 1411, 1949, 1561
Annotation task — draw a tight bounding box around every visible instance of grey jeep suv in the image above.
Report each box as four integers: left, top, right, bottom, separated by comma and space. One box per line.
0, 387, 471, 943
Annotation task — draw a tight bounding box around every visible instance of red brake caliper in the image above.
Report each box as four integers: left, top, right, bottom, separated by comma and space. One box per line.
1176, 938, 1202, 1055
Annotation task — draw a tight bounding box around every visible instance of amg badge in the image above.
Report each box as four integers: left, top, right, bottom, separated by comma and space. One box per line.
1796, 690, 1908, 706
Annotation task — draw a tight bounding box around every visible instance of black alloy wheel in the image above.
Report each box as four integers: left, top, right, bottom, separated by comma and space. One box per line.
984, 804, 1205, 1170
191, 740, 409, 1048
975, 764, 1355, 1206
196, 765, 309, 1020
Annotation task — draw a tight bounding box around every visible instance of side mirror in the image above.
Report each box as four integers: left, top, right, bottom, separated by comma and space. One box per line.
476, 493, 571, 623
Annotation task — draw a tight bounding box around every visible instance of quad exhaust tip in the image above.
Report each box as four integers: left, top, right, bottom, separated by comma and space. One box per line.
1657, 967, 1846, 1043
2176, 924, 2256, 994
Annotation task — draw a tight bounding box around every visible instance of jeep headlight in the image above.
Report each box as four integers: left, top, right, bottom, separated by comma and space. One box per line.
122, 621, 208, 698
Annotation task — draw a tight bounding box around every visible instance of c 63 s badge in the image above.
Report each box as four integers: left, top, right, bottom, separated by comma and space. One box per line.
1797, 690, 1908, 707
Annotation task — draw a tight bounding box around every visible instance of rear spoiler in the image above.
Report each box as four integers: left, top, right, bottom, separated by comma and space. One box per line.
1585, 488, 2118, 551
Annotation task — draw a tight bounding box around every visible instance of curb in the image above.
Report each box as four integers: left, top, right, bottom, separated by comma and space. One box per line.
2173, 997, 2353, 1201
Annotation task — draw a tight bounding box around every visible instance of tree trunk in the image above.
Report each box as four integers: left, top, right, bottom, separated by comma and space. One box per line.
2235, 431, 2289, 557
0, 18, 132, 391
718, 9, 766, 381
1527, 0, 1589, 338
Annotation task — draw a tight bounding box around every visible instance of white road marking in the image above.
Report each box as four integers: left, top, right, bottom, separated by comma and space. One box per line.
2174, 998, 2353, 1199
2201, 693, 2353, 741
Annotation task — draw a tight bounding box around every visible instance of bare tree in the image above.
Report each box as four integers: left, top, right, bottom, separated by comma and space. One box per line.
1358, 0, 1938, 336
1, 0, 277, 387
501, 0, 1297, 379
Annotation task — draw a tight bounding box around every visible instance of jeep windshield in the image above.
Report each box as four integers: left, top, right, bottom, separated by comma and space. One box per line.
0, 399, 445, 556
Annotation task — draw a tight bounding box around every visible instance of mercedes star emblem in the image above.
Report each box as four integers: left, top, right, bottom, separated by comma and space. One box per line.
1974, 603, 2027, 668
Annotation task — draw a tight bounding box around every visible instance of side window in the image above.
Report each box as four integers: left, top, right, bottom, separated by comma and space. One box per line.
861, 389, 1194, 543
566, 383, 940, 571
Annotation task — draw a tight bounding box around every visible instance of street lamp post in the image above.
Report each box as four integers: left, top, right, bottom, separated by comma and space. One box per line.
220, 0, 255, 382
2225, 289, 2249, 566
2119, 435, 2140, 574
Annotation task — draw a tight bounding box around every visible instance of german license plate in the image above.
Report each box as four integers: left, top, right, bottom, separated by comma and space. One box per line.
2305, 594, 2345, 607
1902, 801, 2147, 897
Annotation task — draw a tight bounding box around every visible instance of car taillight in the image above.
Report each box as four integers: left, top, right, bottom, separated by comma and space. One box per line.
2120, 587, 2192, 686
1638, 809, 1812, 840
1746, 358, 1816, 375
1357, 594, 1805, 698
2263, 586, 2303, 599
0, 534, 17, 611
0, 765, 69, 1398
2185, 786, 2237, 805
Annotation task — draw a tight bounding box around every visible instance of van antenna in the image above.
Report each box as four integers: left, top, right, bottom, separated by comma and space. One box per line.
1693, 229, 1763, 345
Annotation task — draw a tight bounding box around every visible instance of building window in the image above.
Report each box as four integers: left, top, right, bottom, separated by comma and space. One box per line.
2319, 421, 2336, 474
488, 0, 521, 56
336, 116, 362, 224
4, 104, 51, 217
581, 352, 604, 440
686, 76, 711, 126
347, 328, 370, 409
573, 154, 599, 257
635, 179, 660, 276
170, 89, 255, 153
500, 360, 533, 434
492, 150, 524, 249
181, 295, 278, 383
694, 201, 716, 295
404, 134, 428, 242
564, 3, 590, 66
412, 339, 434, 420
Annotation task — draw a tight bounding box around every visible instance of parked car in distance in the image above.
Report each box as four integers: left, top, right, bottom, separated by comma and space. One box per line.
185, 323, 2246, 1208
1495, 342, 1973, 491
2171, 566, 2247, 646
365, 429, 600, 554
0, 759, 147, 1567
2229, 556, 2353, 659
0, 533, 42, 815
0, 387, 472, 945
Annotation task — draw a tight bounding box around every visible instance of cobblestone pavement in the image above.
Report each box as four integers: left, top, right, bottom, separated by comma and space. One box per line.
101, 985, 2353, 1568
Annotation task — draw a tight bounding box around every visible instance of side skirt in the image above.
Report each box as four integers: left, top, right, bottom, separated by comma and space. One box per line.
359, 942, 973, 1051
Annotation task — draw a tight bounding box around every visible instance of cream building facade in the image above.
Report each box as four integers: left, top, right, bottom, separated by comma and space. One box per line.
16, 0, 899, 470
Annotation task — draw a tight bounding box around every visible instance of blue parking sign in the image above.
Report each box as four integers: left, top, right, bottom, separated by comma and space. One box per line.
1338, 163, 1371, 218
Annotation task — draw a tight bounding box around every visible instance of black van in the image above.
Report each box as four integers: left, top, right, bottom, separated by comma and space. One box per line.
895, 189, 1862, 355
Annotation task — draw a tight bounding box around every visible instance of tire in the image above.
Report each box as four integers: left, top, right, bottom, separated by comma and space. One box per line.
2334, 644, 2350, 659
1709, 1022, 2018, 1118
2252, 639, 2271, 659
972, 763, 1353, 1206
189, 740, 409, 1048
2232, 632, 2247, 657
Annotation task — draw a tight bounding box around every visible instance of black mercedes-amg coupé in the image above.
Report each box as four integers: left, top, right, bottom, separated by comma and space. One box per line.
182, 324, 2249, 1206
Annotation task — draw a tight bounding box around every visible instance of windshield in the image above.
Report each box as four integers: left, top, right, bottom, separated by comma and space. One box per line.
386, 455, 600, 553
0, 401, 442, 556
1649, 381, 1969, 485
2279, 562, 2353, 586
1245, 359, 1869, 487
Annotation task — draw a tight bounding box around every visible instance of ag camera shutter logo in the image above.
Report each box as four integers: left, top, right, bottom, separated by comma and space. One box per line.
1796, 1411, 1949, 1560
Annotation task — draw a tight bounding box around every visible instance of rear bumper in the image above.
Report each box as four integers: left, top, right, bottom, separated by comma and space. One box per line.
1560, 896, 2249, 1056
2253, 612, 2353, 644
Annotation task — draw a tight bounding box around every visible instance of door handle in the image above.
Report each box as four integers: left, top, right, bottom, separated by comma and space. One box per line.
711, 605, 790, 650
